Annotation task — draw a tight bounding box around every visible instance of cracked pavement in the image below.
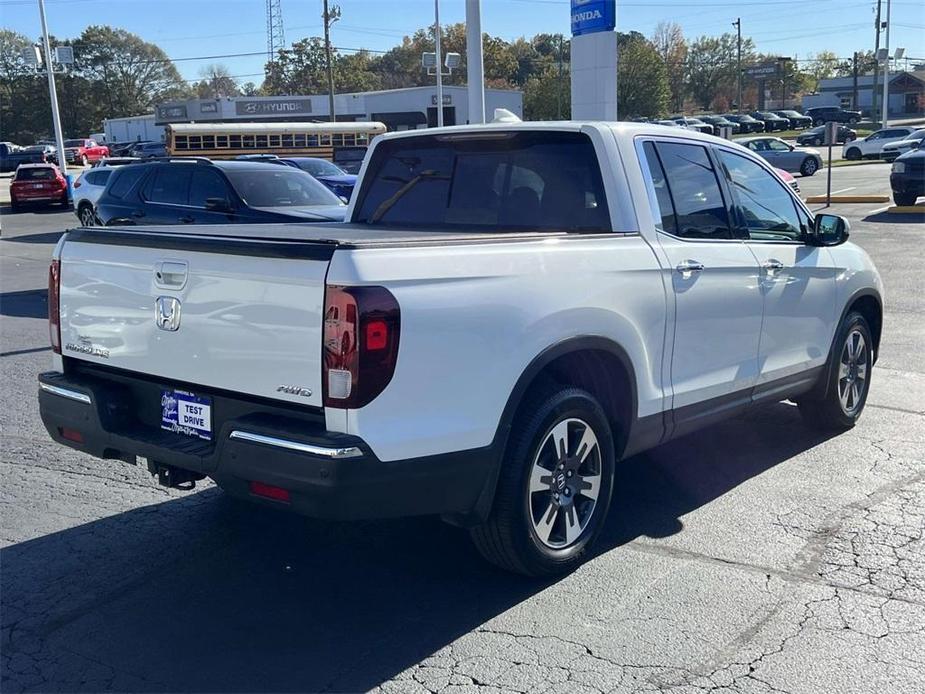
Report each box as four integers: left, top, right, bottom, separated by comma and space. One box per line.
2, 192, 924, 693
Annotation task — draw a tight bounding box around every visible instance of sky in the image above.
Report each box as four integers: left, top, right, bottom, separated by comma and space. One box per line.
1, 0, 923, 84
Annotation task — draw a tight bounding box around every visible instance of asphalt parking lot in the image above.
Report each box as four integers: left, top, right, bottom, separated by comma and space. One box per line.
1, 163, 923, 693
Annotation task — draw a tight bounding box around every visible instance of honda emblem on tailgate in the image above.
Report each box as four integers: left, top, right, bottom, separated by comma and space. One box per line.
155, 296, 182, 331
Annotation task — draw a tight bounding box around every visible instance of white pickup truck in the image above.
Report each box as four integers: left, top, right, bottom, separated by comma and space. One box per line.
39, 122, 883, 576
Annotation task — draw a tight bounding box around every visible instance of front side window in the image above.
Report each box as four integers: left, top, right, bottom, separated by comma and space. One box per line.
188, 170, 230, 208
641, 141, 678, 235
717, 150, 803, 242
653, 141, 731, 240
225, 169, 342, 208
354, 131, 610, 232
144, 167, 192, 205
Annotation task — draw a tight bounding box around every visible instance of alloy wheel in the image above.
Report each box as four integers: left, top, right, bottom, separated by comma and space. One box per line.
78, 206, 95, 226
528, 418, 602, 549
838, 329, 868, 415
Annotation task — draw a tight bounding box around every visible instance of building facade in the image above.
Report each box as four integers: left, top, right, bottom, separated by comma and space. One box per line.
801, 70, 925, 118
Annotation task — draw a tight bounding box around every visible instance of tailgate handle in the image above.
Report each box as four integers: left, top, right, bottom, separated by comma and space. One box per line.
154, 261, 188, 290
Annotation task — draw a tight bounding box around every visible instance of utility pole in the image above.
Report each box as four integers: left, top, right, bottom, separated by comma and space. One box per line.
434, 0, 444, 127
556, 34, 564, 120
852, 51, 859, 110
872, 0, 882, 123
37, 0, 67, 180
733, 18, 742, 113
464, 0, 485, 124
322, 0, 339, 122
881, 0, 891, 128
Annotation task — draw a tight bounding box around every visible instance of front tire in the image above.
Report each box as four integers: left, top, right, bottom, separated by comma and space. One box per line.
80, 154, 88, 166
845, 147, 862, 161
893, 191, 918, 206
799, 311, 873, 430
470, 385, 616, 576
800, 157, 819, 176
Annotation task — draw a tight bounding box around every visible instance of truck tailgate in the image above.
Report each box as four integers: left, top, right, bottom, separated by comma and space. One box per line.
58, 228, 334, 408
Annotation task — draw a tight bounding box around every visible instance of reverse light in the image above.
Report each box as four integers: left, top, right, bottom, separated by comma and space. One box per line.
323, 285, 400, 409
48, 259, 61, 354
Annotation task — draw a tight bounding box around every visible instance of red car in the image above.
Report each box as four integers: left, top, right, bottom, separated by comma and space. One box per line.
10, 164, 69, 210
63, 138, 109, 166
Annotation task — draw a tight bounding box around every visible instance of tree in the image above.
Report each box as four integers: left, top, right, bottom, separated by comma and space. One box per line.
523, 64, 569, 120
687, 33, 754, 110
194, 63, 239, 99
651, 22, 687, 112
263, 37, 333, 95
617, 32, 670, 118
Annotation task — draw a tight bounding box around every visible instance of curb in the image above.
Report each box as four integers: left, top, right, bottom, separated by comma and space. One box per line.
804, 195, 890, 203
885, 205, 925, 214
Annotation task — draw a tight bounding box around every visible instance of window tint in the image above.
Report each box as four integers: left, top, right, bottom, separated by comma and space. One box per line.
106, 167, 146, 198
86, 170, 111, 186
768, 140, 790, 152
15, 168, 55, 181
354, 131, 610, 232
188, 170, 230, 208
641, 141, 677, 235
717, 150, 803, 242
145, 167, 192, 205
654, 142, 731, 240
225, 169, 341, 207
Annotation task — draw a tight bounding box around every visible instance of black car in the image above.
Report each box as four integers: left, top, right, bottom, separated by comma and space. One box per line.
130, 142, 167, 159
750, 111, 790, 132
697, 115, 740, 134
890, 148, 925, 207
774, 110, 813, 129
277, 157, 358, 199
94, 159, 347, 226
796, 124, 857, 146
723, 114, 765, 133
804, 106, 862, 126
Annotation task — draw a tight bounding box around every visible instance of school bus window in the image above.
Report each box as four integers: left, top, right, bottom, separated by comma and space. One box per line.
175, 136, 188, 150
230, 135, 242, 147
293, 134, 306, 147
189, 136, 202, 149
269, 135, 281, 148
202, 135, 215, 149
282, 134, 294, 147
306, 134, 317, 146
332, 134, 344, 146
343, 134, 356, 146
216, 135, 229, 148
320, 134, 331, 146
242, 135, 255, 148
256, 135, 268, 148
357, 134, 368, 145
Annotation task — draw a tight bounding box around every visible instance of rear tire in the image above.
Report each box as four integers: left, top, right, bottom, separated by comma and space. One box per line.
799, 311, 873, 430
893, 191, 918, 206
845, 148, 862, 161
470, 384, 616, 576
78, 204, 96, 226
800, 157, 819, 176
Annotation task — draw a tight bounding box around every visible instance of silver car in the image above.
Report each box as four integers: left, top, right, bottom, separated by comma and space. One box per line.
738, 136, 823, 177
880, 129, 925, 162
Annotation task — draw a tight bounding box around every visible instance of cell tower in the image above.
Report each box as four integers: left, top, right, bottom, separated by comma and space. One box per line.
266, 0, 285, 61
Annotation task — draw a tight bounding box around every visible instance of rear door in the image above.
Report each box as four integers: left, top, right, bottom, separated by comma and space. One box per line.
140, 165, 193, 224
58, 228, 333, 407
639, 139, 763, 430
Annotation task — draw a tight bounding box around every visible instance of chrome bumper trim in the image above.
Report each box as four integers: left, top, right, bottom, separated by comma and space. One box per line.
39, 382, 92, 405
228, 430, 363, 459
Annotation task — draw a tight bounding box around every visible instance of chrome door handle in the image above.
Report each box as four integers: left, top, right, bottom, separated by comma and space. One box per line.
762, 259, 784, 273
675, 260, 705, 278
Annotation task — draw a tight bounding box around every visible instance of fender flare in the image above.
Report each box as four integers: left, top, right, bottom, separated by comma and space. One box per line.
814, 287, 883, 400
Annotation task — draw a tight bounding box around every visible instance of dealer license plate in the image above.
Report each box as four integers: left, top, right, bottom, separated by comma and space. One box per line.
160, 389, 212, 440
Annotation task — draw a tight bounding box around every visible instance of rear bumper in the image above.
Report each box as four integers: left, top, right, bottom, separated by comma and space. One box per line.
38, 369, 495, 521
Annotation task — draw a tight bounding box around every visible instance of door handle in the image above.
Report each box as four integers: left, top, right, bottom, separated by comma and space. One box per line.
178, 215, 195, 224
762, 259, 785, 273
675, 260, 705, 278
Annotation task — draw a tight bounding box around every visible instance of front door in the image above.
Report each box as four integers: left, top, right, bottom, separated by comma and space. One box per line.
640, 140, 763, 434
715, 148, 838, 392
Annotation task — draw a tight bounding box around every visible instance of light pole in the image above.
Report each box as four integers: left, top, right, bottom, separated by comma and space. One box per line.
880, 0, 891, 128
733, 18, 742, 112
465, 0, 485, 124
37, 0, 67, 180
434, 0, 444, 127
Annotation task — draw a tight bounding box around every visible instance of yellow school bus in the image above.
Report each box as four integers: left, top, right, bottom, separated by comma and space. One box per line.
165, 121, 387, 163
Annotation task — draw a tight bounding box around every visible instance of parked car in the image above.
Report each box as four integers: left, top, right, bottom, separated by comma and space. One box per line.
878, 129, 925, 162
774, 167, 801, 193
672, 117, 714, 134
656, 119, 686, 128
0, 142, 49, 172
94, 159, 347, 226
804, 106, 862, 126
842, 126, 916, 161
9, 163, 69, 210
72, 162, 139, 226
333, 146, 368, 174
111, 141, 149, 156
796, 124, 857, 146
63, 138, 109, 166
698, 115, 740, 134
890, 148, 925, 206
21, 144, 58, 164
738, 136, 823, 176
40, 122, 883, 576
750, 111, 790, 132
277, 157, 358, 199
774, 110, 813, 129
130, 142, 167, 159
723, 114, 765, 133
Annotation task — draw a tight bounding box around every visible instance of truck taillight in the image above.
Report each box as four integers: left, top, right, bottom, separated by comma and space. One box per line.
322, 285, 400, 409
48, 259, 61, 354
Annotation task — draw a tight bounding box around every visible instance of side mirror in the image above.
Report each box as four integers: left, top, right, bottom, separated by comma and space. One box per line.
811, 213, 849, 246
338, 195, 349, 204
204, 197, 232, 212
788, 144, 795, 151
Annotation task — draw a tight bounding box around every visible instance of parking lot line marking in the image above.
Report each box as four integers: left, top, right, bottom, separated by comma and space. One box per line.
866, 205, 891, 215
832, 187, 856, 195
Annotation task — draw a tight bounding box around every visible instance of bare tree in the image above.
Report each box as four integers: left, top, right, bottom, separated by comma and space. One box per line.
651, 21, 687, 112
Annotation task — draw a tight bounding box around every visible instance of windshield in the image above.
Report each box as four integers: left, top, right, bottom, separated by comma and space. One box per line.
355, 131, 610, 232
225, 168, 343, 208
15, 167, 55, 181
64, 139, 84, 148
296, 159, 347, 177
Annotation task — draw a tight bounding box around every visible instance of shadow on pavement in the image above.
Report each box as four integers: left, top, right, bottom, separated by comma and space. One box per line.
863, 210, 925, 224
0, 402, 835, 692
0, 231, 65, 245
0, 288, 47, 319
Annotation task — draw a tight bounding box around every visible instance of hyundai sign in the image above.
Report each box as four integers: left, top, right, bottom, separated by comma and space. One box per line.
571, 0, 615, 37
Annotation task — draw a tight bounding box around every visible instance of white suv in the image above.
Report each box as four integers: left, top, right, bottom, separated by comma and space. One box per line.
843, 126, 915, 160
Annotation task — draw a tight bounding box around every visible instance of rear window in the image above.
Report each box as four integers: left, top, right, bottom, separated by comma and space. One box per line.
84, 170, 110, 186
106, 167, 147, 199
15, 167, 55, 181
354, 131, 610, 232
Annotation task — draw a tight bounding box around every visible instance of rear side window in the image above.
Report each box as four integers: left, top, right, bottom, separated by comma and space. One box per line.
144, 167, 192, 205
651, 141, 731, 240
354, 131, 610, 232
107, 167, 147, 199
188, 170, 230, 207
85, 170, 111, 186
